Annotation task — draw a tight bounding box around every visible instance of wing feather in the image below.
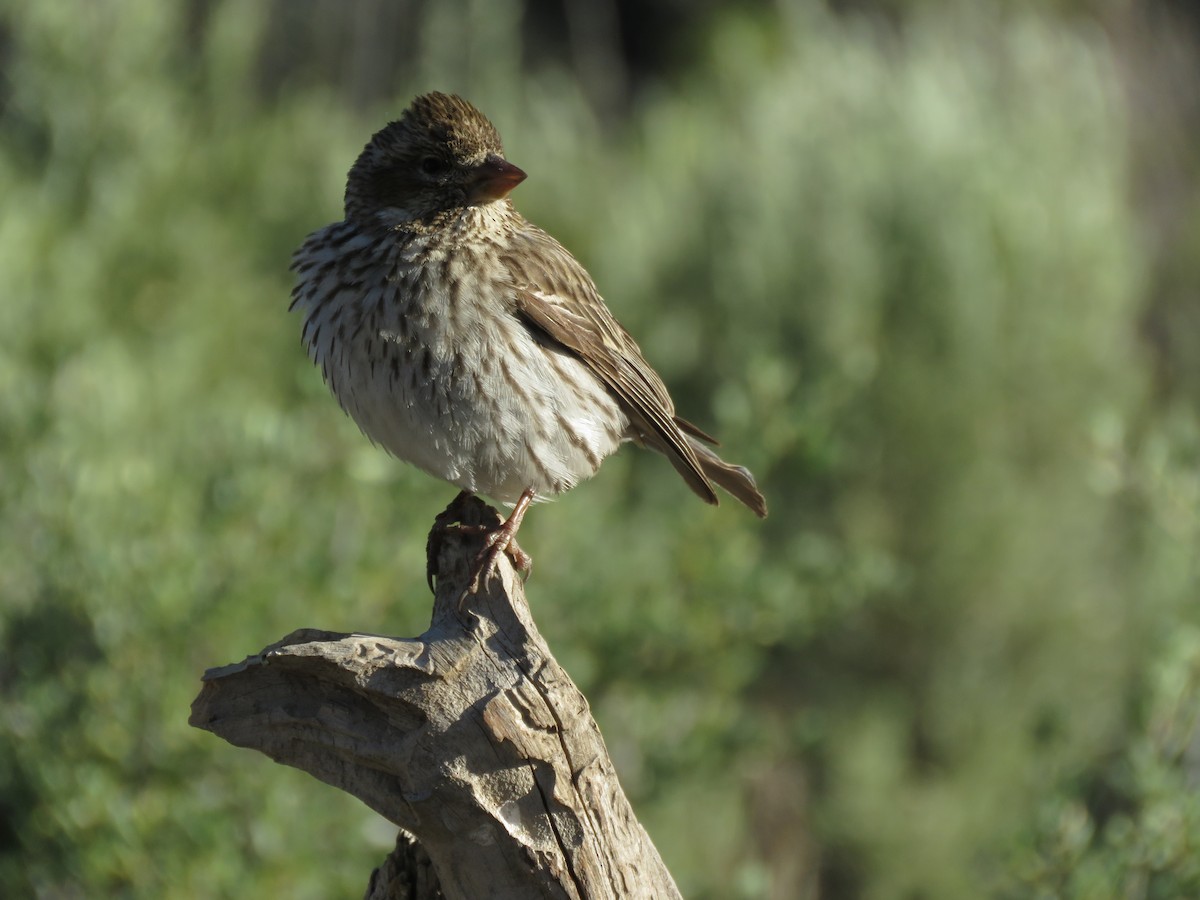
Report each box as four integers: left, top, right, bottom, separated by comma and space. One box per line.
504, 225, 719, 506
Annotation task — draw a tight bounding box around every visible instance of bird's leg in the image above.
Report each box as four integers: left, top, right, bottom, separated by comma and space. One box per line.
464, 488, 535, 599
426, 489, 535, 597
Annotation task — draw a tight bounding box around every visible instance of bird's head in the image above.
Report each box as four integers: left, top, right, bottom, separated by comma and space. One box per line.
343, 92, 526, 228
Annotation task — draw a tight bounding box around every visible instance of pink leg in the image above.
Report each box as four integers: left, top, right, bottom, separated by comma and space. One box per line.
466, 488, 535, 596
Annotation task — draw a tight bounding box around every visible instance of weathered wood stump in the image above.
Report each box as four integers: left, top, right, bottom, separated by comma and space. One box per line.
190, 495, 681, 899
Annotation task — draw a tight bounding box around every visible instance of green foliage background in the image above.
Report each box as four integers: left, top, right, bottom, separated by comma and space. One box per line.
2, 1, 1199, 897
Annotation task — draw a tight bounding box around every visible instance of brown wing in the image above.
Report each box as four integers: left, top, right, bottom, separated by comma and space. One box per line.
503, 223, 720, 506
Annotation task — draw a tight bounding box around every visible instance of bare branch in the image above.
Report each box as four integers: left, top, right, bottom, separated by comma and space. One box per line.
190, 495, 681, 900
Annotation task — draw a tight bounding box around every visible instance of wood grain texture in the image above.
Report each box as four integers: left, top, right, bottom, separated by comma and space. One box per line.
190, 495, 681, 900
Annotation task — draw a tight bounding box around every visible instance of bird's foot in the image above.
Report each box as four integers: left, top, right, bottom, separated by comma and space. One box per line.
461, 489, 535, 606
466, 519, 532, 595
425, 490, 535, 602
426, 491, 475, 593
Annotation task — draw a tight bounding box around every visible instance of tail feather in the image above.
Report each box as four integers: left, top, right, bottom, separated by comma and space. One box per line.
641, 426, 769, 518
673, 415, 721, 447
687, 437, 768, 518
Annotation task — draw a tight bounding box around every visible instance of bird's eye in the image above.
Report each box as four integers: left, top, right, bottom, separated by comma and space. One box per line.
419, 156, 448, 177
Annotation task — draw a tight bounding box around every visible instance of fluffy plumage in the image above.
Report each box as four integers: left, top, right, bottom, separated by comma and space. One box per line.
290, 92, 767, 529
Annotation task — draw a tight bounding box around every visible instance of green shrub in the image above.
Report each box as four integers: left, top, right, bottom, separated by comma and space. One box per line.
1, 2, 1196, 898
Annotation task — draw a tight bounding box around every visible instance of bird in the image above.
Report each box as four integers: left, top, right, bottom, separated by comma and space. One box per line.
290, 92, 766, 593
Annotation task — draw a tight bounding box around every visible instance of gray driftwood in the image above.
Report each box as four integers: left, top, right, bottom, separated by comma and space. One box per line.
189, 495, 681, 900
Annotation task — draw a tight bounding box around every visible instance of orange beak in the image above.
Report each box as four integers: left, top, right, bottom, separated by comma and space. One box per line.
468, 154, 527, 203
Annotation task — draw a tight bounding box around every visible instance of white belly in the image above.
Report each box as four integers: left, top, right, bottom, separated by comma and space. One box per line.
292, 223, 627, 504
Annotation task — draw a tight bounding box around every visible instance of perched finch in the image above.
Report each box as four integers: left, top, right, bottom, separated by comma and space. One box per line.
291, 92, 766, 588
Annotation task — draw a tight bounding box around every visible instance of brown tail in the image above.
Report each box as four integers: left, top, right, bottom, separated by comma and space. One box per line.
640, 417, 769, 517
685, 435, 768, 518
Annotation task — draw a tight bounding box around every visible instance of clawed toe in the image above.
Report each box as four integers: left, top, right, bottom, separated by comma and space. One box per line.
426, 489, 536, 602
503, 537, 532, 578
465, 528, 532, 598
427, 490, 475, 592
